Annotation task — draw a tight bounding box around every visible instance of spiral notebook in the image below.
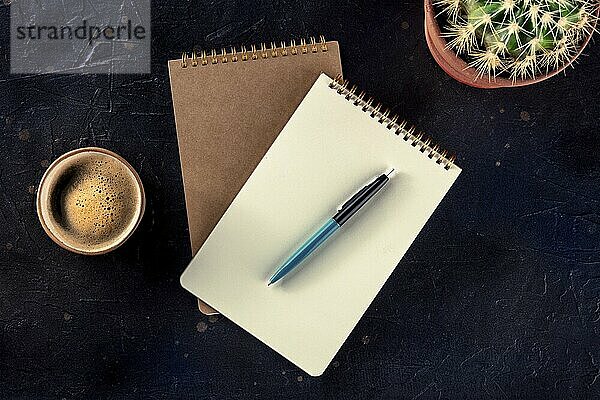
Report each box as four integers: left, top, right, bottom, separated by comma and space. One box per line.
180, 73, 461, 375
168, 37, 342, 314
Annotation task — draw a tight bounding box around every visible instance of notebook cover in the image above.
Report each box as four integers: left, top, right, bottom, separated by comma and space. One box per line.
180, 74, 461, 375
168, 40, 342, 315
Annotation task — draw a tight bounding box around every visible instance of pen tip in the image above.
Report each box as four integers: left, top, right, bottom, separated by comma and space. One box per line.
267, 280, 274, 287
386, 168, 395, 177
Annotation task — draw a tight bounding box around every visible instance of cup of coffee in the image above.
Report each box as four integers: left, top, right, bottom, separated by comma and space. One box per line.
36, 147, 145, 255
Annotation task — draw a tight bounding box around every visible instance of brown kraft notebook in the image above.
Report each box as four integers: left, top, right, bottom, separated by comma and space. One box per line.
168, 37, 342, 315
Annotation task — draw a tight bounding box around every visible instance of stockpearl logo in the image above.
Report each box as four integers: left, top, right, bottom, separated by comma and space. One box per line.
10, 0, 150, 74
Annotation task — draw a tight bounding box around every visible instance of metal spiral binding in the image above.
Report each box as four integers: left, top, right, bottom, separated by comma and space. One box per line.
328, 75, 456, 170
181, 35, 328, 68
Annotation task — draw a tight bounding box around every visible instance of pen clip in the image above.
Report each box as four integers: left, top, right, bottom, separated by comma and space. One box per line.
336, 183, 373, 212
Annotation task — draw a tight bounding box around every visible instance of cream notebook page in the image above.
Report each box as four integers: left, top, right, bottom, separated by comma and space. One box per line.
180, 73, 461, 376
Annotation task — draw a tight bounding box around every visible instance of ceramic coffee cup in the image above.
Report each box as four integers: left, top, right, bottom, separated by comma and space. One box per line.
36, 147, 145, 255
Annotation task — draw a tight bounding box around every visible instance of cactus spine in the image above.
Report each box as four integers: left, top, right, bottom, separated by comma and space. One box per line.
434, 0, 599, 81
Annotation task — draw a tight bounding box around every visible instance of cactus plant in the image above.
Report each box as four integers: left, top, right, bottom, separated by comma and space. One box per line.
433, 0, 599, 81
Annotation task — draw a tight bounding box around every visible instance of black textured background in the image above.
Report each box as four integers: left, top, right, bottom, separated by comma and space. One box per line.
1, 1, 599, 399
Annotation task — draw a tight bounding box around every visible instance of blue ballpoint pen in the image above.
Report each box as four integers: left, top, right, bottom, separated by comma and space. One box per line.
267, 169, 394, 286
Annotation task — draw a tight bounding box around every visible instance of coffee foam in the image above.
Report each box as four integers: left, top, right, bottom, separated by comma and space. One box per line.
47, 153, 140, 251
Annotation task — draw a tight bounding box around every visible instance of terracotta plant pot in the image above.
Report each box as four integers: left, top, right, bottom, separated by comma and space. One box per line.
424, 0, 597, 88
